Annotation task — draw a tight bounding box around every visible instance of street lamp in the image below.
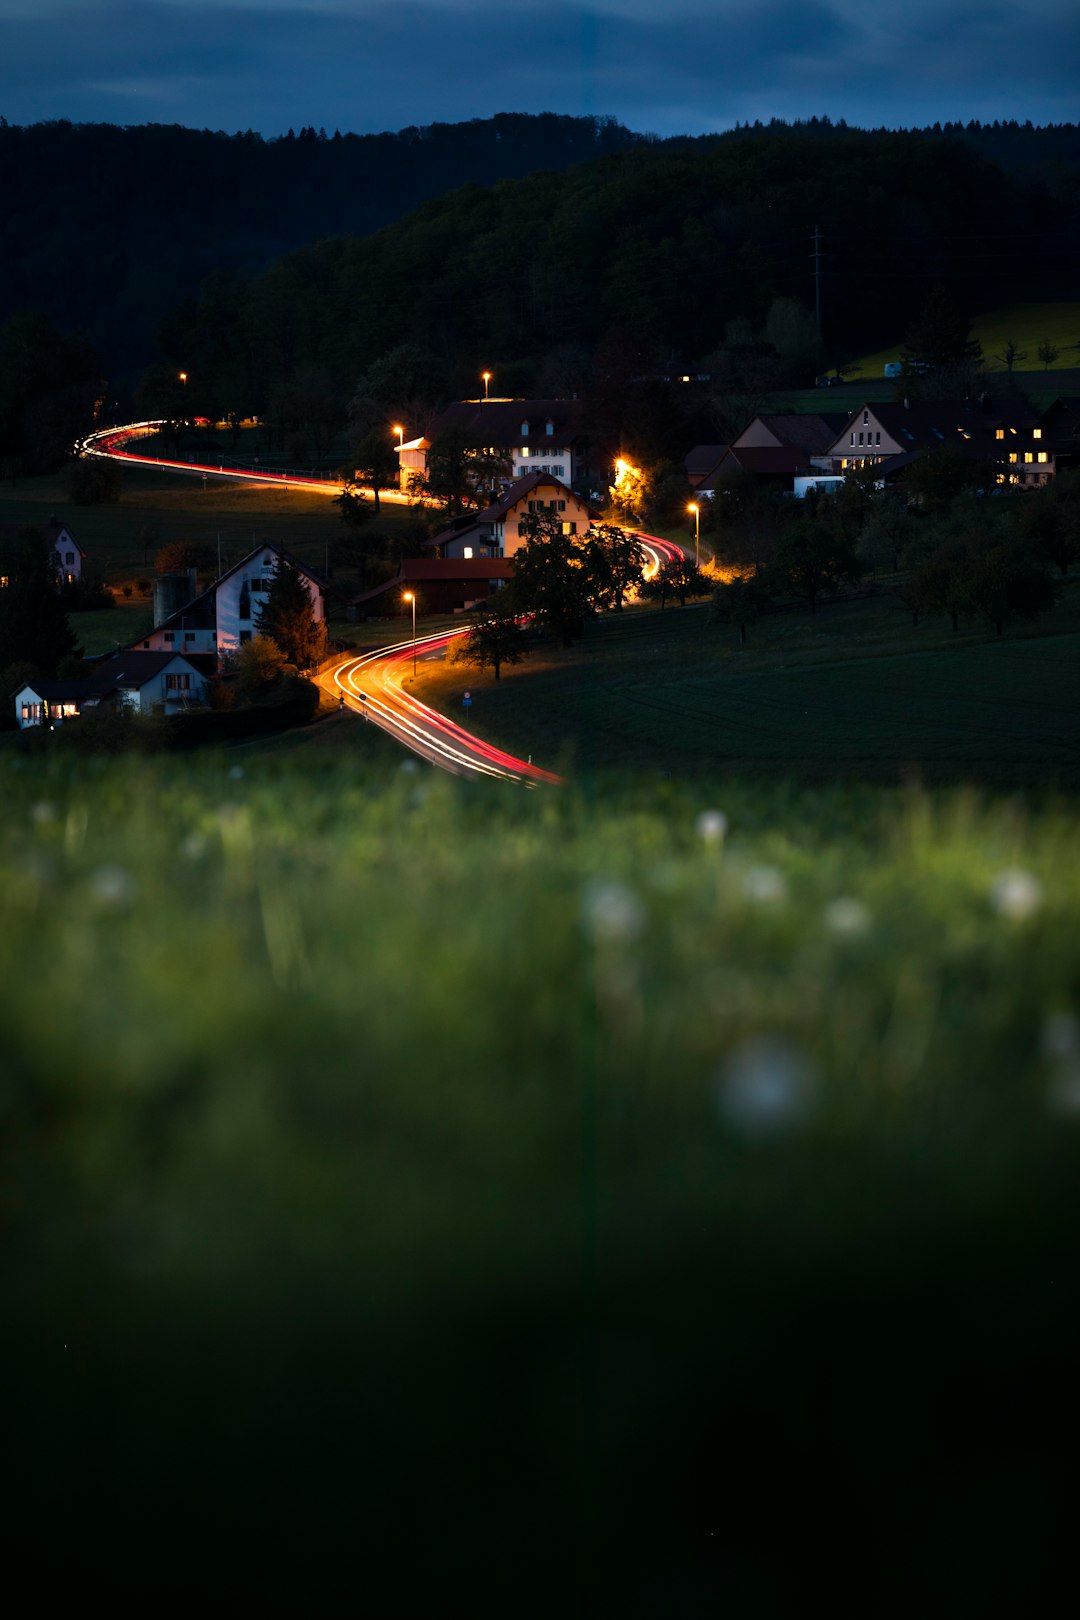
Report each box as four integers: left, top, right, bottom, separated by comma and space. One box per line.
178, 372, 188, 384
403, 590, 416, 675
393, 424, 404, 447
481, 371, 491, 401
687, 502, 700, 569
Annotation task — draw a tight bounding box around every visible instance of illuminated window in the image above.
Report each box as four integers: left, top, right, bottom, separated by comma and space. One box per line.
1024, 453, 1033, 464
1008, 453, 1018, 464
463, 547, 474, 559
521, 446, 529, 458
1033, 428, 1042, 439
1038, 452, 1048, 464
996, 429, 1005, 439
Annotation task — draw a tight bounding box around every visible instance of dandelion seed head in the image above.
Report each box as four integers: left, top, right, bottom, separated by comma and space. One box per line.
824, 897, 871, 937
696, 809, 728, 845
990, 869, 1043, 922
582, 880, 645, 945
89, 865, 135, 910
714, 1036, 816, 1137
742, 865, 787, 905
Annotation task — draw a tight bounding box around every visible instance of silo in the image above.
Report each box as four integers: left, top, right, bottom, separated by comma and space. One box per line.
153, 568, 198, 627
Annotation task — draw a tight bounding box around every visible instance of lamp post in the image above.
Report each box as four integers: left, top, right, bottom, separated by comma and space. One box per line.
393, 424, 404, 447
403, 590, 416, 675
687, 503, 700, 569
481, 371, 491, 401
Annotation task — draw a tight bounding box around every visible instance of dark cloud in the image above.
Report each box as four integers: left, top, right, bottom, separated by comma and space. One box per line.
0, 1, 1075, 135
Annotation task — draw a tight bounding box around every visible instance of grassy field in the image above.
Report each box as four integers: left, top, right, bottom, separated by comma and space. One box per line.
0, 460, 414, 588
845, 299, 1080, 383
3, 742, 1080, 1606
411, 581, 1080, 787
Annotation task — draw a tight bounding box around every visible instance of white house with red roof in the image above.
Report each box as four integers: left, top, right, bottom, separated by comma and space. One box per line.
396, 397, 588, 492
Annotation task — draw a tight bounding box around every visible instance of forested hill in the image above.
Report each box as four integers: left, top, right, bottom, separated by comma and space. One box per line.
1, 113, 1077, 379
0, 113, 642, 370
149, 124, 1078, 425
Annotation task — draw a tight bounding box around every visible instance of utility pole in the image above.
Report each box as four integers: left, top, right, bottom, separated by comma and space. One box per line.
811, 224, 823, 341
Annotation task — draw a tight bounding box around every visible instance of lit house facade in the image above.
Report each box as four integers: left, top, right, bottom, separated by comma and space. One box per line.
426, 472, 593, 560
396, 398, 589, 493
135, 545, 327, 663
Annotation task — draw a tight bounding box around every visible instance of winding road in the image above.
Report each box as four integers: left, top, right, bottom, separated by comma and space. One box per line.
81, 419, 688, 784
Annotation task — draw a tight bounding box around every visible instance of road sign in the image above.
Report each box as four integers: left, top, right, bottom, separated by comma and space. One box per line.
463, 691, 472, 707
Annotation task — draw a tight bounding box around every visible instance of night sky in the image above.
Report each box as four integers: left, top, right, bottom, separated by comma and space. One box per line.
1, 0, 1076, 137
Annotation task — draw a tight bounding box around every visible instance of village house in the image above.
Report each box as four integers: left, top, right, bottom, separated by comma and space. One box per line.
134, 544, 327, 664
14, 651, 209, 728
0, 518, 85, 588
350, 557, 514, 619
396, 397, 589, 493
425, 472, 593, 560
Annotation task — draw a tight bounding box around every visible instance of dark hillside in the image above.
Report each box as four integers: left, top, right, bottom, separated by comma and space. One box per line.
162, 125, 1076, 419
0, 114, 642, 370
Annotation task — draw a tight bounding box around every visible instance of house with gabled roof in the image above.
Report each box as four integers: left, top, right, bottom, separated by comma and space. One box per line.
132, 543, 328, 664
732, 412, 849, 458
397, 397, 589, 492
0, 518, 86, 588
824, 399, 994, 473
424, 471, 593, 560
13, 651, 209, 727
351, 557, 515, 619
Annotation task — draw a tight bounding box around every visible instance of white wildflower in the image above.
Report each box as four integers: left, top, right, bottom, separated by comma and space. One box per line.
741, 865, 787, 905
582, 880, 645, 945
715, 1036, 816, 1137
696, 809, 728, 845
1042, 1013, 1080, 1062
89, 865, 135, 910
824, 897, 871, 937
990, 869, 1043, 922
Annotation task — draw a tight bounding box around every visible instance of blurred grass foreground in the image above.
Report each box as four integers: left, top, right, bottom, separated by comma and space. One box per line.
4, 749, 1080, 1610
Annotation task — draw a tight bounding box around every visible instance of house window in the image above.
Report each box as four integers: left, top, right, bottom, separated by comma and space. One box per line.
849, 434, 854, 446
858, 432, 864, 445
143, 641, 150, 649
1024, 453, 1034, 464
1038, 452, 1048, 464
65, 551, 75, 563
863, 411, 869, 425
557, 500, 566, 512
545, 420, 554, 436
520, 420, 530, 437
1033, 428, 1042, 440
564, 522, 578, 535
1008, 453, 1017, 464
164, 633, 174, 644
996, 429, 1005, 440
875, 432, 881, 445
165, 673, 191, 692
464, 547, 474, 559
185, 632, 196, 641
521, 446, 529, 458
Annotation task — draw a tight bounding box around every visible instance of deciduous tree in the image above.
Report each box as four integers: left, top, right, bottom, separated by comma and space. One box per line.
451, 603, 530, 681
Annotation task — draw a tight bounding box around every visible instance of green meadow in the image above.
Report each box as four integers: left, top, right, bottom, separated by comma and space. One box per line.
4, 739, 1080, 1605
847, 299, 1080, 381
413, 583, 1080, 788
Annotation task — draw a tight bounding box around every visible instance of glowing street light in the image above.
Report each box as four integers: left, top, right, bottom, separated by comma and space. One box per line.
481, 371, 492, 401
688, 502, 700, 569
178, 372, 188, 384
393, 423, 405, 447
403, 590, 417, 675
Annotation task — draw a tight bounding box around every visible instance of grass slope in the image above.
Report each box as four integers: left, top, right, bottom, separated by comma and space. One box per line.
412, 585, 1080, 786
847, 299, 1080, 381
4, 749, 1080, 1606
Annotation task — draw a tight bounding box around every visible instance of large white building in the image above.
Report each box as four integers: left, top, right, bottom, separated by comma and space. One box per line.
426, 472, 594, 560
396, 397, 589, 493
135, 544, 327, 664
